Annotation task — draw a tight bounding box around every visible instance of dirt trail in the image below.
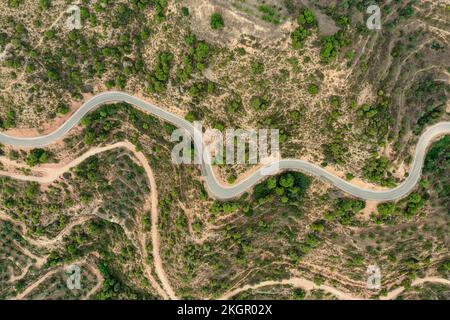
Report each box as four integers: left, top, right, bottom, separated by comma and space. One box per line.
8, 263, 31, 283
219, 277, 360, 300
220, 276, 450, 300
95, 209, 169, 299
83, 264, 104, 300
30, 215, 96, 248
3, 141, 448, 300
14, 268, 59, 300
0, 142, 134, 183
12, 241, 47, 268
14, 257, 100, 300
381, 277, 450, 300
0, 141, 176, 299
0, 210, 27, 233
128, 143, 178, 300
0, 210, 95, 248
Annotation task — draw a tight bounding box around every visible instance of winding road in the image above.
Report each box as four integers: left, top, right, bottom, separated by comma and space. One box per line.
0, 91, 449, 201
1, 91, 449, 300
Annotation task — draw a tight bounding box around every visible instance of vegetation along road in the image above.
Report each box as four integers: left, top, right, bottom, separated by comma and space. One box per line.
0, 91, 448, 201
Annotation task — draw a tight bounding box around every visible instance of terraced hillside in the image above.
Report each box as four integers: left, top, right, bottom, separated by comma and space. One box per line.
0, 0, 448, 300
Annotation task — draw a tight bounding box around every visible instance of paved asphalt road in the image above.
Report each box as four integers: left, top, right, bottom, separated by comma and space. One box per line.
0, 91, 449, 201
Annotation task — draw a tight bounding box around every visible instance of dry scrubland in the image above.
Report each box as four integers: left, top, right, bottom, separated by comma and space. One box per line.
0, 0, 448, 299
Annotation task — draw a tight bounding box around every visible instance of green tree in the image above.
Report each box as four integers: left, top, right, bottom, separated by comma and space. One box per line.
39, 0, 51, 10
267, 177, 277, 189
181, 7, 189, 16
26, 149, 49, 167
279, 173, 295, 188
210, 13, 224, 30
307, 84, 318, 95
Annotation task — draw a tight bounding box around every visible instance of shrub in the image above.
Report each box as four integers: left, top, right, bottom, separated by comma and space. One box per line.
210, 13, 224, 30
307, 84, 318, 95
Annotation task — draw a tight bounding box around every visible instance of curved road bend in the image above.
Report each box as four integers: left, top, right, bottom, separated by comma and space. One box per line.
0, 91, 449, 201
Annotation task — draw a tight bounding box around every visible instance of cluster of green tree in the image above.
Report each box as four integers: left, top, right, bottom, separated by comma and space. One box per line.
2, 1, 166, 104
322, 133, 347, 165
43, 216, 154, 300
80, 102, 167, 149
7, 0, 25, 8
0, 31, 7, 48
292, 287, 306, 300
316, 0, 414, 34
81, 104, 122, 145
251, 61, 264, 75
128, 104, 160, 134
210, 201, 240, 215
1, 17, 27, 71
254, 111, 289, 144
177, 33, 211, 83
0, 109, 16, 129
191, 219, 202, 233
291, 9, 316, 49
288, 231, 321, 263
0, 149, 157, 297
258, 5, 281, 25
253, 172, 311, 205
96, 260, 141, 299
26, 149, 49, 167
39, 0, 51, 10
73, 156, 100, 186
188, 81, 216, 100
175, 211, 188, 230
170, 174, 323, 296
210, 13, 224, 30
391, 39, 408, 58
0, 222, 31, 296
409, 76, 446, 135
402, 192, 425, 218
183, 111, 199, 123
324, 198, 365, 225
1, 146, 151, 239
320, 31, 351, 64
322, 97, 348, 165
398, 3, 414, 20
430, 40, 445, 51
356, 96, 391, 143
374, 202, 399, 224
344, 251, 365, 268
75, 150, 149, 217
56, 103, 70, 115
437, 259, 450, 278
362, 155, 396, 186
194, 174, 314, 279
397, 282, 450, 300
102, 0, 167, 23
250, 95, 271, 111
0, 176, 66, 234
226, 95, 243, 114
112, 3, 137, 28
151, 0, 169, 22
62, 230, 98, 262
158, 192, 175, 229
423, 135, 449, 205
147, 52, 173, 93
374, 192, 425, 223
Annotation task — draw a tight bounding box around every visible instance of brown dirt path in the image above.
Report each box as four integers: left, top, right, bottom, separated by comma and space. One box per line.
0, 141, 176, 299
220, 276, 450, 300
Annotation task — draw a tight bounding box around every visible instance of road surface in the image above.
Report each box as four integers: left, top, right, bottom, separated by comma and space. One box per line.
0, 91, 448, 201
